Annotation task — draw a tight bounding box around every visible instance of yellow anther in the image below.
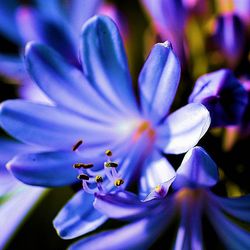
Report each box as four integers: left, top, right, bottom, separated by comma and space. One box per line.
73, 163, 94, 169
77, 174, 89, 180
72, 140, 83, 151
95, 175, 103, 183
104, 162, 119, 168
155, 185, 162, 193
105, 150, 112, 157
114, 178, 124, 186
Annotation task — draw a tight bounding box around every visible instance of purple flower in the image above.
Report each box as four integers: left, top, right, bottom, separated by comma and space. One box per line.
189, 69, 248, 127
0, 137, 44, 249
72, 147, 250, 250
0, 15, 210, 238
212, 13, 245, 67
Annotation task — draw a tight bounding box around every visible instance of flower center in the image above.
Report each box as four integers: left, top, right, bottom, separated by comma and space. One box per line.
132, 121, 156, 142
175, 187, 205, 205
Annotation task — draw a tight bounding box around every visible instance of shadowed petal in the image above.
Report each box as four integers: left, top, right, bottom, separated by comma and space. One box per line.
94, 191, 155, 220
173, 147, 219, 189
17, 8, 78, 64
0, 100, 117, 148
139, 41, 180, 123
7, 150, 103, 187
207, 204, 250, 250
139, 150, 175, 199
25, 42, 119, 120
214, 194, 250, 222
81, 15, 138, 115
53, 190, 107, 239
156, 103, 210, 154
189, 69, 248, 127
69, 216, 167, 250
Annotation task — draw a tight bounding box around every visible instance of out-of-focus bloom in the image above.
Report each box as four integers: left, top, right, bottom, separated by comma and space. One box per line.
141, 0, 188, 61
0, 16, 210, 239
233, 0, 250, 25
189, 69, 248, 127
0, 137, 44, 249
72, 147, 250, 250
212, 13, 245, 67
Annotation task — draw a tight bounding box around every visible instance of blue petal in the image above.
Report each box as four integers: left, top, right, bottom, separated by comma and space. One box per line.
207, 203, 250, 250
174, 191, 203, 250
156, 103, 210, 154
67, 0, 102, 33
7, 150, 104, 187
173, 147, 219, 189
69, 216, 167, 250
0, 0, 22, 44
139, 150, 175, 199
139, 41, 180, 123
214, 194, 250, 222
25, 42, 119, 120
81, 15, 139, 116
0, 100, 118, 148
94, 191, 154, 220
34, 0, 64, 19
189, 69, 248, 127
0, 54, 27, 83
53, 190, 107, 239
17, 8, 78, 65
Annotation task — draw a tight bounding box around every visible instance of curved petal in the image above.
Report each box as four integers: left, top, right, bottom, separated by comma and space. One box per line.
7, 150, 105, 187
156, 103, 210, 154
0, 100, 117, 148
173, 147, 219, 189
81, 15, 138, 116
214, 194, 250, 223
25, 42, 119, 120
139, 150, 176, 199
69, 216, 167, 250
53, 190, 107, 239
206, 204, 250, 250
139, 41, 180, 123
94, 191, 154, 220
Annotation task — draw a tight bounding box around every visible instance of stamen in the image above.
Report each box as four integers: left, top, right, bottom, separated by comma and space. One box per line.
155, 185, 162, 193
77, 173, 89, 180
114, 178, 124, 186
95, 175, 103, 183
105, 150, 112, 157
73, 163, 94, 169
104, 162, 118, 168
72, 140, 83, 151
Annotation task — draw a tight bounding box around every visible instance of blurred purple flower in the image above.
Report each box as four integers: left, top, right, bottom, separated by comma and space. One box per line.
0, 15, 210, 238
189, 69, 248, 127
72, 147, 250, 250
212, 13, 245, 67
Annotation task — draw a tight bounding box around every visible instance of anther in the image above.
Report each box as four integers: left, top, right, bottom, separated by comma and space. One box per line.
95, 175, 103, 183
104, 162, 119, 168
114, 178, 124, 186
77, 174, 89, 180
105, 150, 112, 157
72, 140, 83, 151
155, 185, 162, 193
73, 163, 94, 169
